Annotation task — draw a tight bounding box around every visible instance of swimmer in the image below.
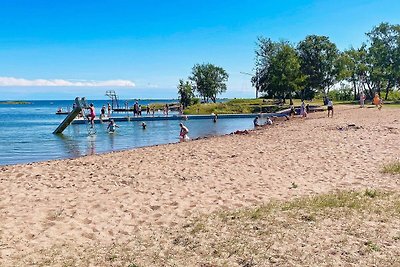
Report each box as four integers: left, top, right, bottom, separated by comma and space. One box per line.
107, 119, 119, 133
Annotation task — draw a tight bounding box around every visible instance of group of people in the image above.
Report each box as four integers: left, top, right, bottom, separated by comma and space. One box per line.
99, 103, 112, 120
82, 102, 191, 139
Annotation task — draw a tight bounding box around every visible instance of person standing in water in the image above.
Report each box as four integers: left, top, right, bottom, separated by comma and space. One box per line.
86, 103, 96, 128
179, 123, 189, 141
107, 119, 119, 133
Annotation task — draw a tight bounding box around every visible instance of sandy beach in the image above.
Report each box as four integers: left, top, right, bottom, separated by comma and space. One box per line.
1, 105, 400, 266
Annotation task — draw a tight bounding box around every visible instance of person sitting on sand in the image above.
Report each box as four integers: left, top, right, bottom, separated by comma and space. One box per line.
107, 119, 119, 133
253, 116, 260, 127
327, 99, 334, 117
179, 123, 189, 141
265, 117, 273, 125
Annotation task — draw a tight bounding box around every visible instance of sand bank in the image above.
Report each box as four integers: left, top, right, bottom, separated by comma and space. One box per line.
1, 105, 399, 266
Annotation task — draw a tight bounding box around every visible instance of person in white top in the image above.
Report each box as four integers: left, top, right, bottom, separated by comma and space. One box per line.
327, 99, 334, 117
360, 92, 366, 108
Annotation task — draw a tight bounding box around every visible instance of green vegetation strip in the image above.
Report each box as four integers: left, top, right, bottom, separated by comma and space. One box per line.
0, 101, 31, 105
184, 99, 291, 115
382, 161, 400, 174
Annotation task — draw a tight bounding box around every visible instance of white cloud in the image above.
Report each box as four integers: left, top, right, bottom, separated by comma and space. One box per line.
0, 77, 135, 87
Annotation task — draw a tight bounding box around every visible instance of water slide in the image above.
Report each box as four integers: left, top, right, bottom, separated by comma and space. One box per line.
53, 97, 88, 134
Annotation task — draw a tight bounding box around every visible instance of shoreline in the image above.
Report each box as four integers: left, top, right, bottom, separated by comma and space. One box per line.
1, 105, 400, 266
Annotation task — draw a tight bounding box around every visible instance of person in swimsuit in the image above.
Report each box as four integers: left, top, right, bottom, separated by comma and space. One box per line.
107, 103, 111, 117
86, 103, 96, 127
179, 123, 189, 141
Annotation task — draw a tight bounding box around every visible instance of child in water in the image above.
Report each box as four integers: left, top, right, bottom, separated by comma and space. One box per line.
107, 119, 119, 133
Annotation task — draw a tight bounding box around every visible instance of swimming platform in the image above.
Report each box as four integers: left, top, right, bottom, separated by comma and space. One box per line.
70, 113, 287, 124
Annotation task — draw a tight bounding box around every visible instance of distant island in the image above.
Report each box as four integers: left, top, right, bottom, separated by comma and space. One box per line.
0, 101, 32, 105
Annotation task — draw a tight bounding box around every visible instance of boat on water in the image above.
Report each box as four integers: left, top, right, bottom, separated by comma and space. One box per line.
55, 108, 70, 115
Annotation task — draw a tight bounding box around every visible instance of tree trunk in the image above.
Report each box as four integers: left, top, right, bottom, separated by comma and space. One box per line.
289, 95, 293, 105
384, 82, 391, 100
366, 82, 373, 99
352, 78, 357, 101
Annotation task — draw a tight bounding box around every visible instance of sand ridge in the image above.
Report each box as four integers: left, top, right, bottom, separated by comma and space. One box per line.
1, 105, 400, 266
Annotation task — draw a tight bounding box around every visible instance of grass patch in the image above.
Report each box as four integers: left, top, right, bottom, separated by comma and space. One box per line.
11, 190, 400, 267
382, 161, 400, 174
183, 99, 289, 115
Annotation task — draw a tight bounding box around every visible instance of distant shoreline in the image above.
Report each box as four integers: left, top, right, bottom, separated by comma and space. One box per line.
0, 101, 32, 105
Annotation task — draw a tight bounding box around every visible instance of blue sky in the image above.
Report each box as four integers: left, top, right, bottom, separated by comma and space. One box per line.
0, 0, 399, 100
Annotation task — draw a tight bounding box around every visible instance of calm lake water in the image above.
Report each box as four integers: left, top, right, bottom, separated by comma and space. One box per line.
0, 99, 258, 166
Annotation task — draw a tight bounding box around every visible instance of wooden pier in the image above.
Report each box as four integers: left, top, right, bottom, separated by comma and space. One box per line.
70, 113, 287, 124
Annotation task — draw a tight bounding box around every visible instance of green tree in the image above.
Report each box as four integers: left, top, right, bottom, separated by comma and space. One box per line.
177, 79, 194, 108
252, 37, 305, 104
253, 38, 305, 104
297, 35, 341, 96
189, 63, 229, 103
252, 37, 276, 98
341, 47, 364, 100
366, 22, 400, 99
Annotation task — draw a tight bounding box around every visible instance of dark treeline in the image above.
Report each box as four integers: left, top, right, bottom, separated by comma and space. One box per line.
252, 22, 400, 104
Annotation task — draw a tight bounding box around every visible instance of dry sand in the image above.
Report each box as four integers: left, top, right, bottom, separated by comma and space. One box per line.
1, 105, 400, 266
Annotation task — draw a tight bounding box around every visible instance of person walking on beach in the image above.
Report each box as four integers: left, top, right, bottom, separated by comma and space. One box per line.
107, 119, 119, 133
360, 92, 366, 108
327, 99, 334, 117
179, 123, 189, 141
86, 103, 96, 128
300, 101, 307, 118
146, 105, 150, 115
373, 93, 380, 108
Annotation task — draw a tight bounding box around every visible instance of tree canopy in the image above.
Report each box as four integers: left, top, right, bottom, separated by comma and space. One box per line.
253, 38, 305, 104
177, 79, 194, 108
189, 63, 229, 103
252, 22, 400, 101
297, 35, 341, 95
